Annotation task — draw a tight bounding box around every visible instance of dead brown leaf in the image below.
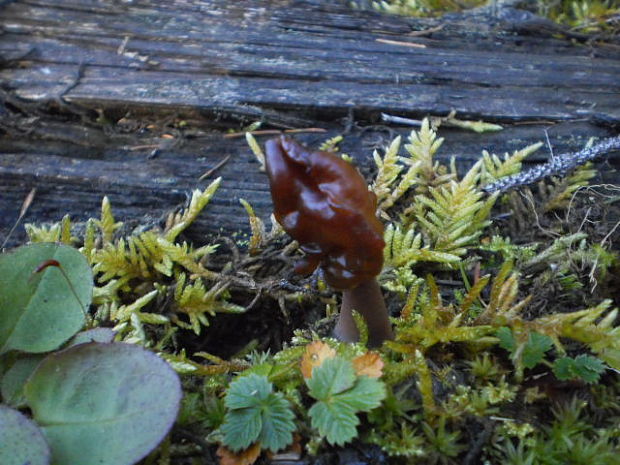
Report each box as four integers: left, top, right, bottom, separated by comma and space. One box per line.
300, 340, 336, 378
266, 434, 303, 461
352, 352, 384, 378
217, 443, 261, 465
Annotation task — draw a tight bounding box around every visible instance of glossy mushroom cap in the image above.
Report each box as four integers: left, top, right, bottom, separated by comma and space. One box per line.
264, 136, 385, 289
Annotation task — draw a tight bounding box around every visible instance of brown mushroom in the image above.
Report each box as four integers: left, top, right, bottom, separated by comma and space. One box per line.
263, 136, 393, 347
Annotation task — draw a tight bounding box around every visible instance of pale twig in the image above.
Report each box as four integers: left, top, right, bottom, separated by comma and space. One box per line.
381, 113, 423, 126
520, 190, 558, 238
544, 128, 554, 159
199, 155, 230, 181
223, 128, 327, 139
375, 38, 426, 48
2, 188, 36, 250
407, 24, 444, 36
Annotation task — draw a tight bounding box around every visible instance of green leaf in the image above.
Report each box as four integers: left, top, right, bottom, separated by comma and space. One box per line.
67, 328, 116, 347
496, 327, 515, 352
0, 354, 44, 407
552, 357, 575, 380
0, 243, 92, 354
306, 357, 356, 400
573, 355, 606, 383
0, 405, 50, 465
221, 374, 295, 453
497, 328, 553, 369
24, 342, 181, 465
220, 408, 262, 451
553, 355, 606, 383
336, 376, 386, 412
257, 392, 297, 452
224, 372, 272, 409
308, 400, 359, 446
306, 358, 386, 446
522, 332, 553, 368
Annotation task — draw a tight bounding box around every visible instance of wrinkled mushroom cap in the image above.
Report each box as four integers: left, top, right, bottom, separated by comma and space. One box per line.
264, 136, 384, 289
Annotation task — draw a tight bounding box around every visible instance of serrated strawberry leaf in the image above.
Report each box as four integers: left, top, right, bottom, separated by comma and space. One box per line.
522, 332, 553, 368
308, 400, 358, 446
306, 357, 386, 446
306, 357, 356, 400
553, 357, 576, 381
224, 373, 272, 409
257, 393, 296, 452
336, 376, 386, 412
220, 374, 295, 453
553, 355, 606, 383
220, 408, 262, 451
496, 327, 515, 352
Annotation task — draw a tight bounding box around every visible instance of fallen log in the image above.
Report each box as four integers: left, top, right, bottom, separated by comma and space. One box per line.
1, 0, 619, 246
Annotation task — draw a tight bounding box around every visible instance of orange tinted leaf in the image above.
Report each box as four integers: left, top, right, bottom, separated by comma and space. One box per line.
217, 443, 261, 465
300, 341, 336, 378
352, 352, 384, 378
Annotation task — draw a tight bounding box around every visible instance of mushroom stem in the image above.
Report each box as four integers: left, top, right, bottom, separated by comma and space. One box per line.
333, 278, 393, 347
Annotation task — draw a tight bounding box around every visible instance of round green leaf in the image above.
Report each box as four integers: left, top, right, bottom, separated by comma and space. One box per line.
24, 342, 181, 465
0, 405, 51, 465
1, 354, 44, 407
0, 243, 92, 354
68, 328, 116, 347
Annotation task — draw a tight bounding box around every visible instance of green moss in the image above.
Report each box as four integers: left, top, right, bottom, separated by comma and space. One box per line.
354, 0, 487, 17
537, 0, 619, 33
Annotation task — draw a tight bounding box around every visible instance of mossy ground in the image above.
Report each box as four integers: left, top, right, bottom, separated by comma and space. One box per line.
19, 117, 620, 464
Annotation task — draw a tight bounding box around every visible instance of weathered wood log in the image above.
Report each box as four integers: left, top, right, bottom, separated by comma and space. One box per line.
1, 0, 619, 246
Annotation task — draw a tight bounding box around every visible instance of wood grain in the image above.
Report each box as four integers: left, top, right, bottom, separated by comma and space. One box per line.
1, 0, 619, 246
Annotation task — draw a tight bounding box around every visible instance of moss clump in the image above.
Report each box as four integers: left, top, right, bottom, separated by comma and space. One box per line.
537, 0, 620, 34
352, 0, 487, 17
